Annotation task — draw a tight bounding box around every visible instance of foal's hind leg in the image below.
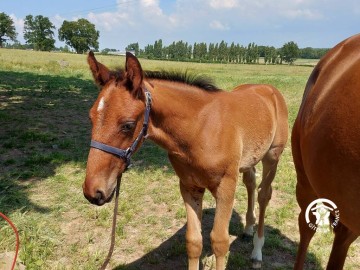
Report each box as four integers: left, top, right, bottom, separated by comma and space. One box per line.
326, 222, 358, 269
180, 182, 205, 270
251, 147, 282, 269
243, 167, 256, 237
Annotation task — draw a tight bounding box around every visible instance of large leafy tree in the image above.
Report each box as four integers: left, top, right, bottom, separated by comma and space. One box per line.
58, 19, 99, 54
281, 41, 299, 64
24, 15, 55, 51
0, 12, 17, 47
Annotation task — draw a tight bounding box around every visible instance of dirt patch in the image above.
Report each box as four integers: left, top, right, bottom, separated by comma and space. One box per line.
0, 252, 26, 270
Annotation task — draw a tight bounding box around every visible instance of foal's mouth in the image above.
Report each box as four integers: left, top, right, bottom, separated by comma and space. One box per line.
84, 185, 116, 206
105, 187, 116, 204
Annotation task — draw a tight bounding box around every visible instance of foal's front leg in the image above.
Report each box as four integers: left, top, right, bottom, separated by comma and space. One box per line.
210, 177, 237, 270
180, 181, 205, 270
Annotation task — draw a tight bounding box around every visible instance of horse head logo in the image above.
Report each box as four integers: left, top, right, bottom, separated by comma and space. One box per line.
305, 198, 339, 232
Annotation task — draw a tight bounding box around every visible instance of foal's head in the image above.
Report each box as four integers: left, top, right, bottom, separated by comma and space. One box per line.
83, 52, 148, 205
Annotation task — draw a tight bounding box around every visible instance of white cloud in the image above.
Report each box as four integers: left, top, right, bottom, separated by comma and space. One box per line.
284, 9, 324, 20
210, 0, 239, 9
9, 14, 24, 36
140, 0, 163, 16
52, 14, 66, 29
204, 0, 326, 21
210, 20, 229, 30
87, 0, 178, 33
88, 12, 129, 31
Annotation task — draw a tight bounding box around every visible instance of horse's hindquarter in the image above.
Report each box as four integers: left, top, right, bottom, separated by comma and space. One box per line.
220, 84, 287, 172
295, 35, 360, 233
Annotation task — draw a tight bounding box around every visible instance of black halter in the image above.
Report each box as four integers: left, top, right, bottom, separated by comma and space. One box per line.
90, 88, 152, 170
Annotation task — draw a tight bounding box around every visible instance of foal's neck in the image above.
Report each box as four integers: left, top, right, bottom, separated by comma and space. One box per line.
146, 80, 217, 157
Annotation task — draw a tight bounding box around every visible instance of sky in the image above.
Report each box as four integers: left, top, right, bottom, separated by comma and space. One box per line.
2, 0, 360, 50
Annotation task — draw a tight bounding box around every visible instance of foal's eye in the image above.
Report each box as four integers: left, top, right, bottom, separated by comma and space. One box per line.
121, 122, 136, 133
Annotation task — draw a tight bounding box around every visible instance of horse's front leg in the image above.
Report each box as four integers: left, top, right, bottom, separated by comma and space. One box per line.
180, 181, 205, 270
210, 176, 237, 270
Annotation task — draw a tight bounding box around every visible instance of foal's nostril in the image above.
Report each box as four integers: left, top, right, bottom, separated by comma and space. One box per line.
95, 190, 106, 205
83, 186, 108, 206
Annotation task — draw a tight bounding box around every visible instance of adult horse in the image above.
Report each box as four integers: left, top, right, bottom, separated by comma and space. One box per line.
82, 52, 288, 269
292, 34, 360, 269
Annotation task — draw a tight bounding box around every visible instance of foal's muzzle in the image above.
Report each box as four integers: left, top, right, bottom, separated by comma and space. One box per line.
83, 183, 117, 206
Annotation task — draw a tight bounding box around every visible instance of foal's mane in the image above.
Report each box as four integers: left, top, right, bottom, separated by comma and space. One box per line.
145, 70, 220, 92
113, 68, 220, 92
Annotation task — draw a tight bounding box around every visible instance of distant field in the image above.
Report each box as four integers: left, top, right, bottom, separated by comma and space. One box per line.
0, 49, 358, 269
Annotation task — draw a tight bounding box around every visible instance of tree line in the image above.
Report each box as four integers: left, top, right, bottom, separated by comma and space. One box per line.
124, 39, 328, 64
1, 11, 329, 63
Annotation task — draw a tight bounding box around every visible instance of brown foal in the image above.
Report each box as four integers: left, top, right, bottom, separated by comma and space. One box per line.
82, 52, 288, 269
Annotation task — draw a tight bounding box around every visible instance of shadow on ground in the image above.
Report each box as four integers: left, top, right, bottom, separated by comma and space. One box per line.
0, 70, 97, 215
113, 209, 321, 270
0, 69, 171, 215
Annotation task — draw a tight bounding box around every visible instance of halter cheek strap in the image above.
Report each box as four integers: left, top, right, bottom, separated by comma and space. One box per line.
90, 140, 130, 161
90, 87, 152, 169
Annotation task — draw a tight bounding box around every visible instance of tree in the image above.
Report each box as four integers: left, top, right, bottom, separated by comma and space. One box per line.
58, 19, 99, 54
153, 39, 162, 58
186, 43, 192, 60
144, 44, 154, 58
264, 46, 278, 64
281, 41, 299, 64
245, 42, 259, 64
24, 15, 55, 51
208, 43, 215, 62
125, 42, 139, 56
174, 40, 187, 60
229, 42, 236, 63
0, 12, 17, 47
218, 40, 228, 62
299, 47, 329, 59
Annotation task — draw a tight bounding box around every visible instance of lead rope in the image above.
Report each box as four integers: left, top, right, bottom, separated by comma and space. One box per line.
99, 175, 122, 270
0, 212, 19, 270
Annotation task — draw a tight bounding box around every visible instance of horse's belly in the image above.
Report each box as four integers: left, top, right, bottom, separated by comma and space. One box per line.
239, 141, 272, 172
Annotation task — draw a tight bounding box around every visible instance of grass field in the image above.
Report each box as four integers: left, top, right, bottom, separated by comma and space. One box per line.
0, 49, 358, 270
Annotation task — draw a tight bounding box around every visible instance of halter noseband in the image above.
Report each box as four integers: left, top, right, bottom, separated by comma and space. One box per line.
90, 88, 152, 170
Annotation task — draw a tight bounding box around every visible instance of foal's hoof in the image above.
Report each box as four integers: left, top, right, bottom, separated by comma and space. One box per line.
251, 259, 262, 269
241, 233, 253, 242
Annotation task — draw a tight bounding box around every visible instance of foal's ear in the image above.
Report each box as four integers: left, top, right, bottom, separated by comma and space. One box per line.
87, 51, 111, 87
125, 52, 144, 98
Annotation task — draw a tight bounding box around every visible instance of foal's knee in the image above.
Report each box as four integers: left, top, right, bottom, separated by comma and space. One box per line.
186, 231, 203, 259
243, 168, 256, 188
210, 230, 230, 257
258, 186, 272, 206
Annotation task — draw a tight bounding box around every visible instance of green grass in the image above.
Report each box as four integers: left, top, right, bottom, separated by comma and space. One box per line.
0, 48, 359, 269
